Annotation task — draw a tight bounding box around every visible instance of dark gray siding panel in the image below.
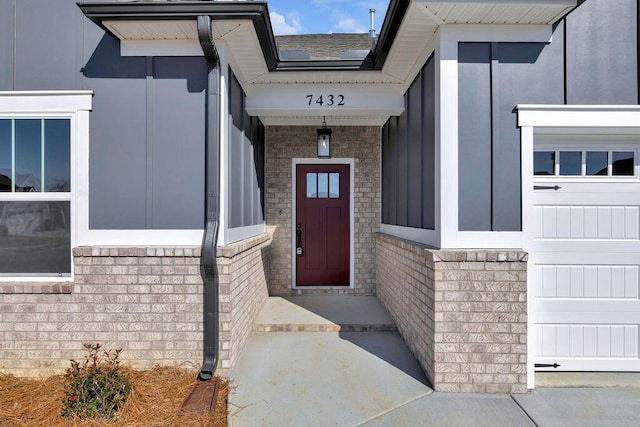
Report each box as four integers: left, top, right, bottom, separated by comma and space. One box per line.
381, 122, 390, 224
252, 118, 265, 224
494, 39, 564, 231
14, 0, 83, 90
0, 0, 14, 90
396, 109, 408, 227
422, 56, 436, 230
458, 43, 492, 231
407, 75, 423, 228
381, 54, 436, 231
228, 69, 265, 230
229, 73, 244, 228
152, 57, 206, 229
566, 0, 638, 104
85, 29, 148, 229
386, 118, 398, 225
458, 35, 564, 232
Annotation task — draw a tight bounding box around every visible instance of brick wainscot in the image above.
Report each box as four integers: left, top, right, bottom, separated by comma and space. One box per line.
376, 233, 528, 393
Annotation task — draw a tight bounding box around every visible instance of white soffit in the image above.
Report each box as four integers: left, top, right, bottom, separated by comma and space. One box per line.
415, 0, 576, 25
103, 20, 197, 40
212, 20, 269, 83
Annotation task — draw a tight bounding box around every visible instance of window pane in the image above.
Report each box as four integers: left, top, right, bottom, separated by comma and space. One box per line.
559, 151, 581, 176
586, 151, 608, 176
15, 119, 41, 192
0, 120, 10, 192
318, 173, 328, 198
612, 151, 634, 176
329, 173, 339, 198
44, 119, 71, 192
0, 201, 71, 275
306, 173, 317, 198
534, 151, 555, 175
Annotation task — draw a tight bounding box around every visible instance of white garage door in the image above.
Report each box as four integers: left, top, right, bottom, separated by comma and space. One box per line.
531, 138, 640, 371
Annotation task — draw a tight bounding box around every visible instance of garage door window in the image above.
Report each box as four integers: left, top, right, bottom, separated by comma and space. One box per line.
535, 150, 636, 177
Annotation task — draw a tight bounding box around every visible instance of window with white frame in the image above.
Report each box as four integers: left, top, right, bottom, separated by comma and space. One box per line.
0, 91, 91, 279
0, 118, 72, 277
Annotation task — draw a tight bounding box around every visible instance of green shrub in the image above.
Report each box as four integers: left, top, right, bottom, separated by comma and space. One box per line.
61, 343, 131, 420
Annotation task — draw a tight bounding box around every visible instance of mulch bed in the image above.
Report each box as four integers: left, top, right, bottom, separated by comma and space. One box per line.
0, 366, 227, 426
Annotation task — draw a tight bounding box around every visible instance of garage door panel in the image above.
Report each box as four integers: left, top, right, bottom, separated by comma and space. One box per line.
534, 205, 640, 240
535, 324, 639, 359
534, 265, 639, 298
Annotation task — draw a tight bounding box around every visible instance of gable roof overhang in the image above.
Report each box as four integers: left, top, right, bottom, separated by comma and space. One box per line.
78, 0, 578, 125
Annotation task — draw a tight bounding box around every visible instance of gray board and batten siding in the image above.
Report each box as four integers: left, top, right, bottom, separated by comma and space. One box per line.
228, 68, 266, 230
0, 0, 265, 232
457, 0, 638, 232
381, 53, 436, 230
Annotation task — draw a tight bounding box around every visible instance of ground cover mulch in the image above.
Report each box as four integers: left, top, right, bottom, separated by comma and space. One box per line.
0, 366, 227, 427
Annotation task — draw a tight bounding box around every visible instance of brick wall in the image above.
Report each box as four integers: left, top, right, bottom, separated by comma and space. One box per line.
0, 235, 270, 378
265, 125, 380, 295
217, 233, 271, 374
375, 233, 436, 382
376, 233, 528, 393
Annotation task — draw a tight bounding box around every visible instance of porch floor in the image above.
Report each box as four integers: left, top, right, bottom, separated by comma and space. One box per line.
253, 295, 396, 331
228, 295, 432, 426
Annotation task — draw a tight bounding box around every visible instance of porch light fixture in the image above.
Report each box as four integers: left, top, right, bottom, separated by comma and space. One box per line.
317, 117, 331, 158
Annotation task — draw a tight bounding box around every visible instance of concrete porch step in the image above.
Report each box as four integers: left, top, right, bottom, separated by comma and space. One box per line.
253, 295, 397, 332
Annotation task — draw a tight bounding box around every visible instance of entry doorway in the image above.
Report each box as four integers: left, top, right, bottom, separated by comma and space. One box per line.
294, 163, 351, 286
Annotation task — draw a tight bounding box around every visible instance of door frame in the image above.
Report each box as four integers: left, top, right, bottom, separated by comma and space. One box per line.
291, 158, 355, 290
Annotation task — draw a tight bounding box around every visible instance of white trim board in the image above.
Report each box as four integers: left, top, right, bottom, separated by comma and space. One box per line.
0, 91, 93, 282
291, 158, 355, 290
436, 25, 554, 249
77, 230, 204, 247
380, 224, 437, 247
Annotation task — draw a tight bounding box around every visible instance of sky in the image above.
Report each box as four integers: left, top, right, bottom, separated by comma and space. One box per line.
266, 0, 390, 35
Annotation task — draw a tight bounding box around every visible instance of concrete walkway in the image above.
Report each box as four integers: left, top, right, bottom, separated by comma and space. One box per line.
229, 296, 640, 426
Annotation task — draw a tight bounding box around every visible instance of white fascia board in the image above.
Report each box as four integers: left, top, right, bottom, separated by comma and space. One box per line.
439, 24, 553, 47
245, 85, 404, 119
78, 230, 204, 247
380, 224, 438, 247
416, 0, 575, 5
226, 224, 266, 245
518, 105, 640, 128
0, 91, 93, 112
120, 39, 203, 57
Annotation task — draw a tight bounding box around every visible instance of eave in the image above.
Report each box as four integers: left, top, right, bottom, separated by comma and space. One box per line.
78, 1, 579, 125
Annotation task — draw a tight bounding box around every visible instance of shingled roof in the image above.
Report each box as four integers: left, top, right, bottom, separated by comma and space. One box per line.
275, 33, 376, 60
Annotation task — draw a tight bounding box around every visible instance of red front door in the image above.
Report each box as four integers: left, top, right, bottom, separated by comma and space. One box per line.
296, 164, 350, 286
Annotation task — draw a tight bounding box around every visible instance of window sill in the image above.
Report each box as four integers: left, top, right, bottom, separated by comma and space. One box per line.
0, 282, 73, 294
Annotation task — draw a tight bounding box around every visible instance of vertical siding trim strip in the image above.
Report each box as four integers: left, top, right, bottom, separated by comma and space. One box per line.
490, 42, 498, 231
10, 119, 15, 192
41, 119, 45, 191
145, 57, 154, 228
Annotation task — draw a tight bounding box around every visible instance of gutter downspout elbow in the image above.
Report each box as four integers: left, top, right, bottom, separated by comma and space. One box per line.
197, 14, 221, 382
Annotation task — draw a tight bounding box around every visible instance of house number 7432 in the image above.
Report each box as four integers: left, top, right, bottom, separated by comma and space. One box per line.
306, 94, 345, 106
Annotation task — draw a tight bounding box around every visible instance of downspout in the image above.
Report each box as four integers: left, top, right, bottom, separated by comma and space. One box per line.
197, 14, 221, 381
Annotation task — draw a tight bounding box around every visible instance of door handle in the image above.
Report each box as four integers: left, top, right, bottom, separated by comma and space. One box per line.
533, 185, 561, 191
296, 224, 303, 255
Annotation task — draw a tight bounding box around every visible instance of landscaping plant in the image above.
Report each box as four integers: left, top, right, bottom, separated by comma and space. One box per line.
61, 343, 131, 421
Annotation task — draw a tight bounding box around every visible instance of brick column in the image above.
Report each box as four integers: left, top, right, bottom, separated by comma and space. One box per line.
376, 233, 528, 393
